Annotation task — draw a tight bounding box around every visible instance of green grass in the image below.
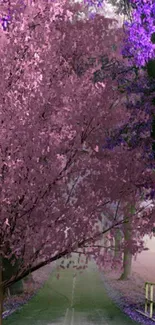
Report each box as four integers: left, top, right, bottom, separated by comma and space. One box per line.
3, 255, 141, 325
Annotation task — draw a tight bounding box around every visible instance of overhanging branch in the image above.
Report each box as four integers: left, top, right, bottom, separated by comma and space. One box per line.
3, 201, 151, 289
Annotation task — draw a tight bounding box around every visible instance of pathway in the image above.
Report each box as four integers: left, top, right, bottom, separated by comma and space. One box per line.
3, 254, 140, 325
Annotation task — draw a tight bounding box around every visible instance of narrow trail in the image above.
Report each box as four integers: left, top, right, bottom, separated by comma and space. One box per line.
3, 254, 141, 325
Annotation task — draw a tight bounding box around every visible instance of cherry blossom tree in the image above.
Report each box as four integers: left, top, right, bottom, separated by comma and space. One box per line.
92, 195, 155, 279
0, 0, 155, 323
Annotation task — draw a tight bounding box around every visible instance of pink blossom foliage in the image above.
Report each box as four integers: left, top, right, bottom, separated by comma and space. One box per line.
0, 0, 154, 290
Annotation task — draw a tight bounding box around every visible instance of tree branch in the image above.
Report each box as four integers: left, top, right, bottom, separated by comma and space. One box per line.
3, 199, 152, 289
65, 175, 80, 205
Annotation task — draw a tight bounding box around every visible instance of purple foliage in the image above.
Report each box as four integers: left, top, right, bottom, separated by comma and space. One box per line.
83, 0, 104, 8
122, 0, 155, 67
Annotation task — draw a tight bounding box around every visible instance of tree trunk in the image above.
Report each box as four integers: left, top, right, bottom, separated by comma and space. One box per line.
119, 250, 132, 280
112, 229, 122, 271
3, 250, 24, 296
119, 219, 132, 280
0, 256, 4, 325
104, 235, 109, 255
114, 229, 122, 260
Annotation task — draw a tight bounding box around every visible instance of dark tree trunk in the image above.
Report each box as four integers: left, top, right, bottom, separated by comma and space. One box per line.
3, 252, 24, 296
0, 256, 4, 325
